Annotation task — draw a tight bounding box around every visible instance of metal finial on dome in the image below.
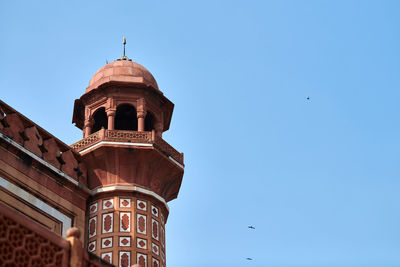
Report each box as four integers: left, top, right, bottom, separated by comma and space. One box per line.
123, 37, 126, 57
118, 36, 131, 61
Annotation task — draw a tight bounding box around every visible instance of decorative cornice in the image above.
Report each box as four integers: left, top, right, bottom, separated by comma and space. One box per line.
91, 185, 169, 212
0, 132, 91, 194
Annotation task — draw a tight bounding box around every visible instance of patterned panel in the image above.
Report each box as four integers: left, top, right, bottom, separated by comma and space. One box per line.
103, 199, 114, 210
0, 205, 69, 267
102, 237, 113, 249
137, 237, 147, 249
102, 212, 113, 234
151, 218, 159, 241
101, 252, 112, 264
88, 240, 96, 252
160, 213, 164, 225
160, 226, 165, 249
120, 198, 131, 208
161, 250, 165, 264
151, 205, 159, 217
119, 236, 131, 247
105, 129, 152, 142
89, 202, 98, 214
152, 243, 159, 256
137, 252, 147, 267
137, 200, 147, 211
70, 131, 100, 150
137, 214, 147, 234
152, 258, 160, 267
119, 251, 131, 267
154, 136, 184, 164
120, 212, 131, 232
88, 216, 97, 238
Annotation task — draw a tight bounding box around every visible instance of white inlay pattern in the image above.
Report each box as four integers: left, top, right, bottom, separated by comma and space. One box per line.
102, 212, 113, 234
152, 242, 160, 255
137, 199, 147, 211
136, 253, 147, 267
161, 226, 165, 248
101, 237, 112, 249
153, 258, 160, 267
161, 213, 164, 225
161, 250, 165, 263
88, 216, 97, 238
119, 251, 131, 267
151, 205, 159, 217
120, 198, 131, 208
137, 237, 147, 249
102, 198, 114, 210
120, 212, 131, 232
152, 218, 159, 241
137, 214, 147, 234
88, 240, 96, 252
101, 252, 112, 264
89, 202, 98, 214
119, 236, 131, 247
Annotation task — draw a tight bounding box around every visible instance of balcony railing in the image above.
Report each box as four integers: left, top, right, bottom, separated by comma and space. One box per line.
71, 129, 184, 166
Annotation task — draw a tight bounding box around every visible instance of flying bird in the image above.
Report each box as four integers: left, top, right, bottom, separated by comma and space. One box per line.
248, 226, 255, 229
307, 96, 310, 100
246, 258, 253, 261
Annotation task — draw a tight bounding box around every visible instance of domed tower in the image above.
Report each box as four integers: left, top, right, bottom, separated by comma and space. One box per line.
71, 40, 184, 267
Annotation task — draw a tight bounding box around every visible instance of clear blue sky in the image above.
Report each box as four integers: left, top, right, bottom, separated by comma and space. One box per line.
1, 1, 400, 266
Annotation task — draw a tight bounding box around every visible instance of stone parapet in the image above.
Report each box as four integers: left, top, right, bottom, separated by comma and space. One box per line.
71, 129, 184, 166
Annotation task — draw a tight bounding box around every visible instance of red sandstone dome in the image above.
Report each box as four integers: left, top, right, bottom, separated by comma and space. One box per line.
86, 59, 159, 93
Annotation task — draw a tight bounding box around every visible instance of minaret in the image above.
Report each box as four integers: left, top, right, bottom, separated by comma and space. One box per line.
71, 39, 184, 267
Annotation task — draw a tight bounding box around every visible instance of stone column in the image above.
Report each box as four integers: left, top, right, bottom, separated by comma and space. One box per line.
106, 109, 116, 130
154, 122, 163, 137
137, 98, 146, 132
84, 118, 94, 138
137, 111, 146, 131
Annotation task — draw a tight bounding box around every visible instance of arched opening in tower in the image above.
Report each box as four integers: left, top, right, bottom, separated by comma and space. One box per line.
91, 107, 108, 133
145, 111, 154, 131
115, 104, 138, 131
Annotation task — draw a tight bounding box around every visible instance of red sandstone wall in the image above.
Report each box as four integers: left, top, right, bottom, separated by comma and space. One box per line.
87, 194, 166, 267
0, 100, 89, 241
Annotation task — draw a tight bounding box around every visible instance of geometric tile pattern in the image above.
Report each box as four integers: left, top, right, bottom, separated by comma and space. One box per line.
151, 205, 159, 217
89, 202, 98, 214
153, 258, 160, 267
152, 242, 159, 255
160, 226, 165, 249
119, 236, 131, 247
120, 212, 131, 232
102, 237, 113, 249
103, 199, 114, 210
0, 211, 69, 267
120, 198, 131, 208
88, 240, 96, 252
137, 200, 147, 211
137, 237, 147, 249
137, 214, 147, 235
151, 218, 159, 241
101, 252, 113, 264
88, 196, 167, 267
102, 212, 113, 234
119, 251, 130, 267
88, 216, 97, 238
137, 252, 147, 267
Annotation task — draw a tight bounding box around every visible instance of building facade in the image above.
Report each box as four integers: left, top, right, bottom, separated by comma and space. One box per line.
0, 52, 184, 267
